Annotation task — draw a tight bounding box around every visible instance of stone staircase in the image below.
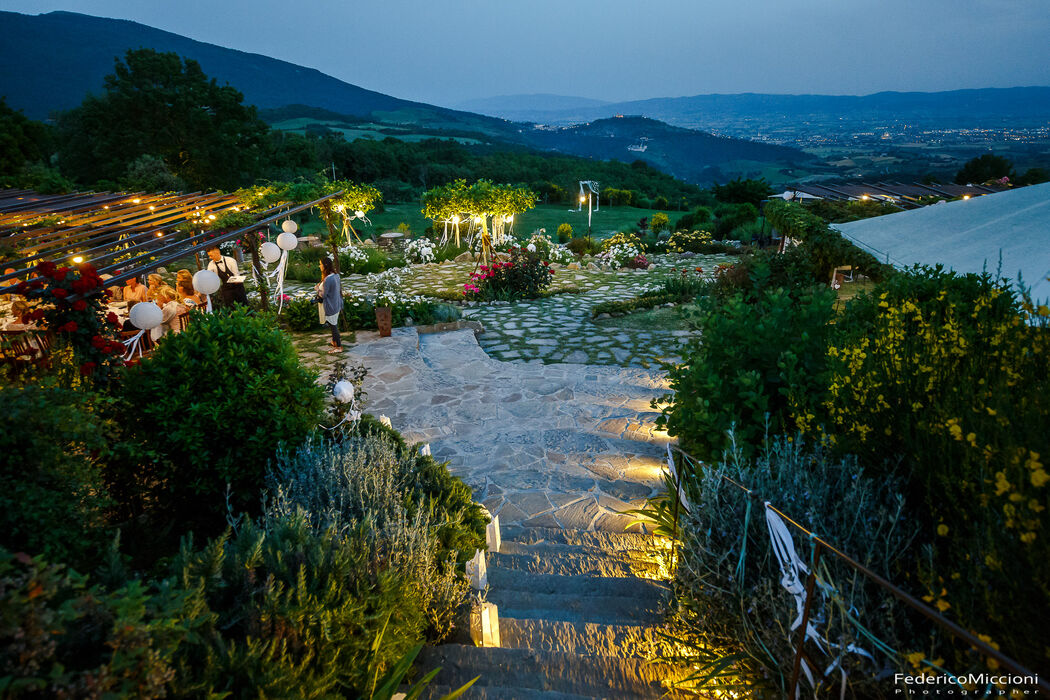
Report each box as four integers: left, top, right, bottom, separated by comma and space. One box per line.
337, 328, 685, 696
417, 525, 687, 699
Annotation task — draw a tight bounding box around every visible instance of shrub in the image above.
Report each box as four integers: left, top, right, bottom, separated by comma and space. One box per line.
464, 247, 553, 301
0, 547, 205, 699
667, 229, 714, 253
807, 268, 1050, 672
675, 206, 712, 232
601, 231, 647, 253
281, 295, 321, 331
567, 235, 600, 257
174, 512, 427, 696
404, 237, 436, 264
0, 386, 110, 568
658, 285, 836, 462
119, 307, 326, 531
557, 222, 573, 242
714, 202, 758, 238
650, 212, 670, 234
764, 200, 888, 283
653, 437, 917, 696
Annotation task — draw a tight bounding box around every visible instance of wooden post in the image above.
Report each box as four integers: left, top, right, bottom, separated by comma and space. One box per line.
788, 545, 823, 698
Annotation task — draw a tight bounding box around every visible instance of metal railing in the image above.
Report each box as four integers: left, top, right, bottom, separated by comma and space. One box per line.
664, 443, 1050, 697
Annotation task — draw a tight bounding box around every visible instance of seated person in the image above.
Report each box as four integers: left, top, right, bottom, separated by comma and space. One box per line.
175, 273, 203, 306
123, 276, 148, 305
1, 268, 17, 302
100, 273, 122, 301
146, 273, 166, 302
152, 287, 186, 339
4, 300, 36, 331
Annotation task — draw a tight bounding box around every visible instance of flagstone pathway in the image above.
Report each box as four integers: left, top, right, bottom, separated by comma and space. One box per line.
287, 253, 736, 367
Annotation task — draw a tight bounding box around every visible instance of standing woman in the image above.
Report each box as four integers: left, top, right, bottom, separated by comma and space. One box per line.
318, 256, 344, 354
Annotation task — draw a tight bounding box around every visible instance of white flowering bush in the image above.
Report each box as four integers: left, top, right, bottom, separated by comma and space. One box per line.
404, 238, 435, 264
366, 269, 404, 307
337, 243, 368, 263
525, 232, 575, 264
597, 243, 645, 269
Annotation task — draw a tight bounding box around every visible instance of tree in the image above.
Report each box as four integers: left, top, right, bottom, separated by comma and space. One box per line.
954, 154, 1014, 185
711, 177, 773, 206
0, 97, 50, 175
57, 49, 268, 189
1016, 167, 1049, 186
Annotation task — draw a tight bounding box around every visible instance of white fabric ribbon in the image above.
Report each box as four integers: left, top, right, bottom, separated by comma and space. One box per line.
122, 329, 147, 361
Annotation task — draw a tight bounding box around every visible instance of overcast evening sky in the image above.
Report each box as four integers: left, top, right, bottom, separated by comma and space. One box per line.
1, 0, 1048, 105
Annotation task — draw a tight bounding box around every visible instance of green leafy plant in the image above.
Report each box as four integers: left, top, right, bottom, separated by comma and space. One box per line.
658, 285, 836, 462
0, 386, 111, 568
464, 247, 553, 301
119, 307, 326, 532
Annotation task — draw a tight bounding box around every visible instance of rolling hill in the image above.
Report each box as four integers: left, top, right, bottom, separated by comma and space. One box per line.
0, 10, 812, 185
0, 10, 511, 137
461, 87, 1050, 130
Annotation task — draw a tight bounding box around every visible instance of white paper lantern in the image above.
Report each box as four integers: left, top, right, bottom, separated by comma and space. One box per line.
129, 301, 163, 330
276, 232, 298, 251
192, 269, 221, 295
333, 380, 355, 403
260, 241, 281, 264
281, 219, 298, 234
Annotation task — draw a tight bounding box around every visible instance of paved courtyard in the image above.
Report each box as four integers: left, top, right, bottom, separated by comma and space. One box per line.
301, 327, 673, 532
287, 253, 735, 367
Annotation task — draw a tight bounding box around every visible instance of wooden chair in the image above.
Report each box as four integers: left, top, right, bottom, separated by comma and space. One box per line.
0, 329, 49, 371
176, 312, 190, 332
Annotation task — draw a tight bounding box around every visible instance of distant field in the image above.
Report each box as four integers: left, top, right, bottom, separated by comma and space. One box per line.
270, 118, 482, 145
300, 203, 677, 241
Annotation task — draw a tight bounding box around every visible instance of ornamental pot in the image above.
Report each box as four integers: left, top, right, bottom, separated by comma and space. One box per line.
376, 306, 393, 337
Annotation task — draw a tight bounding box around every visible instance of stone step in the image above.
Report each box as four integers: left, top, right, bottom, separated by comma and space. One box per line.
420, 684, 592, 700
486, 588, 663, 626
488, 550, 664, 579
501, 525, 668, 554
415, 645, 685, 699
498, 538, 663, 565
487, 566, 669, 600
500, 618, 674, 659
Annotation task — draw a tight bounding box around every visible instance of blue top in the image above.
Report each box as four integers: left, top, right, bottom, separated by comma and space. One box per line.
321, 273, 343, 316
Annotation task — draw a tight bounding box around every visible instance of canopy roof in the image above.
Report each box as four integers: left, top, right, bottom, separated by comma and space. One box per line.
833, 182, 1050, 300
0, 188, 339, 294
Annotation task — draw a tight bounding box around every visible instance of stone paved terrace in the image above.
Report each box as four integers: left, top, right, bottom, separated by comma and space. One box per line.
286, 252, 736, 367
305, 327, 673, 532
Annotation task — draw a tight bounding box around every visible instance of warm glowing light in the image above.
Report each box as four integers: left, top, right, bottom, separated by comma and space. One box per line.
506, 215, 514, 223
156, 232, 164, 237
208, 215, 216, 221
132, 198, 141, 204
149, 205, 155, 210
72, 256, 84, 264
580, 196, 586, 203
354, 210, 365, 218
451, 215, 460, 224
860, 194, 869, 200
963, 195, 971, 200
474, 216, 484, 224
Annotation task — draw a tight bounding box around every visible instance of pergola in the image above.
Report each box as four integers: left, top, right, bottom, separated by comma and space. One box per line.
0, 188, 340, 295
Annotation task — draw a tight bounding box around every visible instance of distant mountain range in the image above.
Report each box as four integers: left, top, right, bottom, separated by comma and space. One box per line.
463, 87, 1050, 130
0, 10, 509, 136
454, 94, 610, 114
0, 10, 810, 185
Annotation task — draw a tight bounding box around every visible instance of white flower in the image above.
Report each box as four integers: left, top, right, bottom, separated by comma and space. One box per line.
526, 243, 536, 252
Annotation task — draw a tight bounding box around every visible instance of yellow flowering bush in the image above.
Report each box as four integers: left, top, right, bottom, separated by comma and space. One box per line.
667, 229, 714, 253
807, 266, 1049, 674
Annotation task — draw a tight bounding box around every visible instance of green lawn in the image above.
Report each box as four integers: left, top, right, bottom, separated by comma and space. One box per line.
299, 203, 681, 243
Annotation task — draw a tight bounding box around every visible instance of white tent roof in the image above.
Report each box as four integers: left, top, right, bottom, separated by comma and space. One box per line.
833, 182, 1050, 301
